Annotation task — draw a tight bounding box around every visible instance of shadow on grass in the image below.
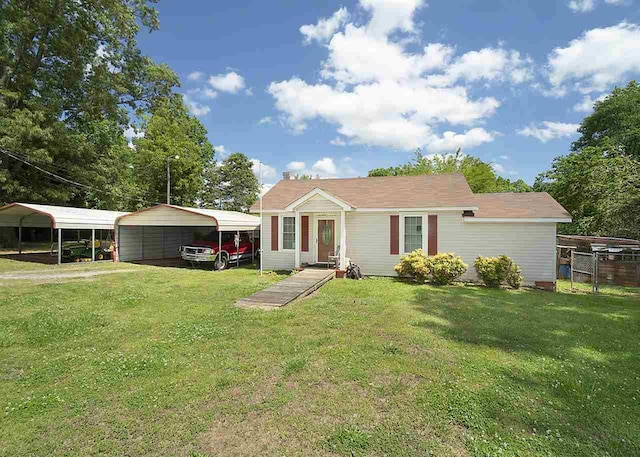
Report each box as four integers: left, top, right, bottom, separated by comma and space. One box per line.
409, 282, 640, 455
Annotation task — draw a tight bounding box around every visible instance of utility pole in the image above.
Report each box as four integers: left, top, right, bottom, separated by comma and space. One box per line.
166, 155, 179, 204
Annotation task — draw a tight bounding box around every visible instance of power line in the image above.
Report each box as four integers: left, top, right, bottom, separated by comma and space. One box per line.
0, 146, 161, 205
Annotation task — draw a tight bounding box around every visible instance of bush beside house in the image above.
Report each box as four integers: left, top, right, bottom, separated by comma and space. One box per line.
474, 255, 523, 289
395, 250, 467, 285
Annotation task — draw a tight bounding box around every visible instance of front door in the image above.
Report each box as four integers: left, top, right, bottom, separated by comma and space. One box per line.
317, 219, 335, 263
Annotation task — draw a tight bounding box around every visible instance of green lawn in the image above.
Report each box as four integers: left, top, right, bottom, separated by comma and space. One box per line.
1, 260, 639, 456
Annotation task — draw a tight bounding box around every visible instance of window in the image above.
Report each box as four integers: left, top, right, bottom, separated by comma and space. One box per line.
404, 216, 422, 253
282, 216, 295, 250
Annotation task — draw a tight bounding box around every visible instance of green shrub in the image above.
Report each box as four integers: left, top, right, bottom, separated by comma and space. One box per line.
394, 249, 430, 282
504, 257, 523, 289
395, 250, 467, 285
428, 253, 468, 285
474, 255, 523, 288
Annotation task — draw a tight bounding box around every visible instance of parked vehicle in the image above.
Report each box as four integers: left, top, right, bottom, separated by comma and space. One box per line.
54, 239, 114, 262
180, 230, 258, 270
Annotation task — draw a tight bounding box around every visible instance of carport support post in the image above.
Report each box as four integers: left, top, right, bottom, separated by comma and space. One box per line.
218, 230, 222, 271
57, 228, 62, 265
236, 230, 240, 268
91, 229, 95, 262
18, 221, 22, 255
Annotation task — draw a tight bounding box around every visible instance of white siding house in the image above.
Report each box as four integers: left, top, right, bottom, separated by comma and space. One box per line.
252, 174, 571, 288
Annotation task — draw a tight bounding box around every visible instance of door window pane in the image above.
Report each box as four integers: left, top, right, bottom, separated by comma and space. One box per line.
282, 217, 295, 250
404, 216, 422, 253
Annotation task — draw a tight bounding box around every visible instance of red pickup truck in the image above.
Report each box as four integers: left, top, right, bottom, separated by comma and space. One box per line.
180, 230, 259, 270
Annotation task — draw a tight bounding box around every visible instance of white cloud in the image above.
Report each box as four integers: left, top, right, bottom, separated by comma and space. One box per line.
214, 145, 227, 158
286, 161, 306, 171
124, 126, 144, 149
568, 0, 596, 12
187, 71, 204, 81
517, 121, 580, 143
568, 0, 627, 12
360, 0, 425, 37
573, 94, 608, 112
258, 116, 273, 125
492, 163, 506, 173
300, 7, 349, 44
425, 128, 495, 153
269, 0, 527, 153
312, 157, 338, 176
184, 95, 210, 117
251, 159, 277, 181
330, 137, 347, 146
499, 155, 509, 160
427, 48, 533, 86
208, 71, 246, 94
547, 22, 640, 94
268, 78, 500, 151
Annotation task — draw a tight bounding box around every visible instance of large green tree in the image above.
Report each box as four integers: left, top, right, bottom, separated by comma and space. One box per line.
202, 153, 259, 212
369, 149, 531, 193
0, 0, 178, 208
132, 94, 214, 207
534, 81, 640, 239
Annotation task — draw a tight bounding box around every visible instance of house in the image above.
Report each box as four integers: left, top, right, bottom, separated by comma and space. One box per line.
251, 173, 571, 288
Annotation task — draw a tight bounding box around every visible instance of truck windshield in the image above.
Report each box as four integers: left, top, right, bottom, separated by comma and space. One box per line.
202, 231, 234, 243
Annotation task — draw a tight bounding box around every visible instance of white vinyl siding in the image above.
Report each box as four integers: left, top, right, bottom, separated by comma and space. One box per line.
403, 216, 423, 253
282, 216, 295, 250
438, 213, 557, 284
296, 195, 342, 212
262, 212, 295, 270
344, 212, 400, 276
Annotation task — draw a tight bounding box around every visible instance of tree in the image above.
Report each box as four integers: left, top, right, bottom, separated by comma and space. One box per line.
0, 0, 178, 207
572, 81, 640, 159
202, 153, 259, 212
535, 81, 640, 239
369, 149, 531, 193
132, 94, 214, 207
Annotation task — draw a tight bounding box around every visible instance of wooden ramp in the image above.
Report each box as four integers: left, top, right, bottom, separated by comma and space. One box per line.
236, 269, 335, 309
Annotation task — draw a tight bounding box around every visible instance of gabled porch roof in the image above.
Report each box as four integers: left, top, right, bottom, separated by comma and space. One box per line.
284, 188, 354, 212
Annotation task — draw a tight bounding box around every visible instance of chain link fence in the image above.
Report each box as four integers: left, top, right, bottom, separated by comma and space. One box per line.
571, 251, 640, 293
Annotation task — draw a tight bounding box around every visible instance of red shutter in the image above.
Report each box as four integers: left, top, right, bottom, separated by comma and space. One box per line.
271, 216, 278, 251
428, 215, 438, 256
301, 216, 309, 252
390, 215, 399, 255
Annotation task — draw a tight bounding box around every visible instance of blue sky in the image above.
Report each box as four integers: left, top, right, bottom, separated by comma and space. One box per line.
136, 0, 640, 189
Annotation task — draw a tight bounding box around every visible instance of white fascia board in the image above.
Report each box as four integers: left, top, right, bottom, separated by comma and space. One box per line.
284, 188, 353, 212
463, 217, 572, 223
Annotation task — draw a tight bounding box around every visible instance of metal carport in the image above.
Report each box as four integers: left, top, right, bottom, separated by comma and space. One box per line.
0, 202, 127, 264
115, 204, 260, 266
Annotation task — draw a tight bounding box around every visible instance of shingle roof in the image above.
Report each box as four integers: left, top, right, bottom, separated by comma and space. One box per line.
251, 174, 571, 220
471, 193, 571, 219
251, 174, 477, 211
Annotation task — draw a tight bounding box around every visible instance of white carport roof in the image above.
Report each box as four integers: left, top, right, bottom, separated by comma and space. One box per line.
116, 204, 260, 232
0, 202, 127, 230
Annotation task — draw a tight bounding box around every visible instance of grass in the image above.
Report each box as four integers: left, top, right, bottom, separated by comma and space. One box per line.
0, 260, 638, 456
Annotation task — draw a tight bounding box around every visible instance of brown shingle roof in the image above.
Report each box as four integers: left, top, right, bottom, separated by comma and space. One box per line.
471, 193, 571, 219
251, 174, 476, 211
251, 174, 571, 220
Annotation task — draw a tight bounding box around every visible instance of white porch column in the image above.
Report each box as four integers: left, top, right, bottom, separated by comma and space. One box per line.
340, 210, 346, 269
294, 210, 301, 268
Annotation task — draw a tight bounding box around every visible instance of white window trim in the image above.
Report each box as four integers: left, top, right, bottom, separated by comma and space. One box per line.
400, 213, 426, 255
280, 214, 296, 251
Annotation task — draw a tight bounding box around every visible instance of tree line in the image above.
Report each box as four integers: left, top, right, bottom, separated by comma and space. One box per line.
0, 0, 258, 213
